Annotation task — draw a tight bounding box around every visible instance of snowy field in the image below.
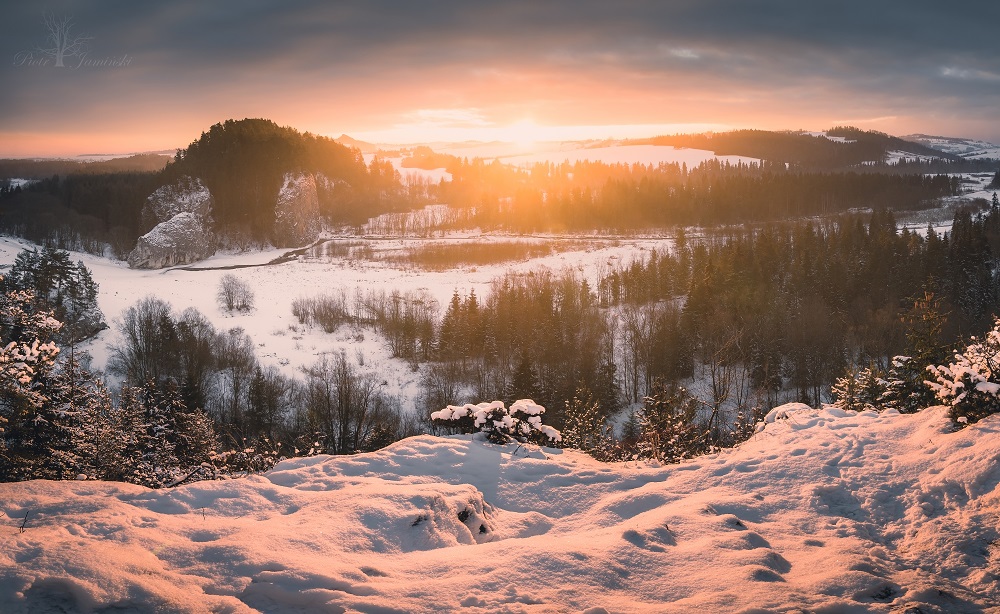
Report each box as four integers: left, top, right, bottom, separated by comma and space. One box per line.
1, 405, 997, 612
372, 142, 760, 183
0, 233, 673, 407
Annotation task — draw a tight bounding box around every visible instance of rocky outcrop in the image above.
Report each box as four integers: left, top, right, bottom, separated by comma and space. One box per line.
128, 213, 217, 269
142, 176, 213, 228
128, 176, 216, 269
273, 172, 321, 248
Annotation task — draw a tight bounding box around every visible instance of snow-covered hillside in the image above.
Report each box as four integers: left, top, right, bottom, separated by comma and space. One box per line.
904, 134, 1000, 159
369, 143, 760, 180
1, 405, 996, 612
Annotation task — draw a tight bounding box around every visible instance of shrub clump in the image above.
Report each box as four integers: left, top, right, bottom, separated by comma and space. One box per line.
431, 399, 561, 445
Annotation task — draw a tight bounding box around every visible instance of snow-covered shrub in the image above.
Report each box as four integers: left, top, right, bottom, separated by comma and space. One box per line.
927, 317, 1000, 427
212, 437, 283, 475
831, 364, 887, 412
431, 399, 561, 445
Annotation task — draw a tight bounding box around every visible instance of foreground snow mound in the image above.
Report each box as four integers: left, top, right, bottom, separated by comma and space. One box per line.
2, 408, 998, 613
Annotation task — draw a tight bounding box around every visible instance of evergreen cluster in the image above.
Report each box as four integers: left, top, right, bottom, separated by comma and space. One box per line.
1, 247, 105, 343
436, 158, 958, 232
641, 127, 957, 168
165, 118, 410, 244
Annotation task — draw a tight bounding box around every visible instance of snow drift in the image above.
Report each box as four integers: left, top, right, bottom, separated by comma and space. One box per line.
1, 406, 998, 613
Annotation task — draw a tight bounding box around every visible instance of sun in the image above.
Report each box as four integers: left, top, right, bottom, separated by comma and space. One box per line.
496, 119, 541, 148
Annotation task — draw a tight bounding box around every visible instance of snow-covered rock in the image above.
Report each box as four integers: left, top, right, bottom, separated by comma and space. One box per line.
273, 172, 321, 248
127, 212, 216, 269
128, 176, 216, 269
142, 175, 213, 228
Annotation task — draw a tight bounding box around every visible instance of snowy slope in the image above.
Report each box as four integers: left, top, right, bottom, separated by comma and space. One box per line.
904, 134, 1000, 159
367, 143, 759, 183
1, 405, 997, 613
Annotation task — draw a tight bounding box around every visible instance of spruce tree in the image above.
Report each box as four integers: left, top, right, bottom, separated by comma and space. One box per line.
561, 389, 616, 460
636, 382, 707, 463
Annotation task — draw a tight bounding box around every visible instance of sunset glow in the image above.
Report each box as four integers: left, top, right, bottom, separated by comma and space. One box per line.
1, 1, 998, 157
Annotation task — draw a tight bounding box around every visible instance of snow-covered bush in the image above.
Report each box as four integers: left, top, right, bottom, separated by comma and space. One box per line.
927, 317, 1000, 427
431, 399, 561, 445
211, 437, 283, 476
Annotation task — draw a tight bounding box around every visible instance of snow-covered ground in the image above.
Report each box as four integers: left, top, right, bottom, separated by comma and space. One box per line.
0, 233, 672, 407
903, 134, 1000, 159
801, 130, 857, 144
884, 150, 944, 165
369, 142, 761, 183
1, 405, 996, 612
896, 172, 998, 235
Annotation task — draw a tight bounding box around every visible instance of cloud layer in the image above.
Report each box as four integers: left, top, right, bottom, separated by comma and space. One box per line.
3, 0, 998, 155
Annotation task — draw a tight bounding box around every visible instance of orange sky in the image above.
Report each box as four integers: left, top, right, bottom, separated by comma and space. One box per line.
2, 1, 998, 157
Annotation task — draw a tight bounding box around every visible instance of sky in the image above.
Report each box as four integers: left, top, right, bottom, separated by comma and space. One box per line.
2, 0, 999, 157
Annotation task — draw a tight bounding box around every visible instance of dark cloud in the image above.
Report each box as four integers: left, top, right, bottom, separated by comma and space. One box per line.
3, 0, 1000, 152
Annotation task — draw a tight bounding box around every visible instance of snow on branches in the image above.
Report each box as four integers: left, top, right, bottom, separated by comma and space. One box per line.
431, 399, 561, 445
927, 317, 1000, 427
0, 282, 62, 424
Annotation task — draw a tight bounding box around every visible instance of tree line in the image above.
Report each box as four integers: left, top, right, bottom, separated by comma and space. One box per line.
635, 127, 956, 169
434, 157, 959, 232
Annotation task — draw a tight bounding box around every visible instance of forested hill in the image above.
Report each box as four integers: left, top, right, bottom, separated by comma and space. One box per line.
163, 118, 406, 240
636, 127, 959, 168
0, 119, 416, 257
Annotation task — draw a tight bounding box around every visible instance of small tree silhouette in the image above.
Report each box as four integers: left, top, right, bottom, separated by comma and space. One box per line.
37, 13, 91, 68
217, 274, 255, 313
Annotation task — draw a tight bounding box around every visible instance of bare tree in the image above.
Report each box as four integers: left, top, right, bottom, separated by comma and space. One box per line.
213, 327, 258, 427
217, 274, 255, 312
108, 296, 178, 385
38, 13, 91, 68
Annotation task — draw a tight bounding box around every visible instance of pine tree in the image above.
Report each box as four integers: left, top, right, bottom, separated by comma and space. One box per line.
831, 363, 886, 412
113, 379, 219, 487
561, 389, 617, 460
882, 292, 950, 413
636, 382, 707, 463
1, 249, 105, 343
927, 316, 1000, 427
506, 350, 539, 403
0, 277, 63, 481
